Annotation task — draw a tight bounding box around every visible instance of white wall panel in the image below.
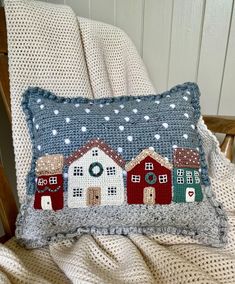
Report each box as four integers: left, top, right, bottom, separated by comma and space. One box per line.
49, 0, 64, 4
143, 0, 173, 92
219, 3, 235, 116
197, 0, 233, 115
35, 0, 235, 115
65, 0, 90, 18
168, 0, 204, 89
90, 0, 115, 25
116, 0, 144, 55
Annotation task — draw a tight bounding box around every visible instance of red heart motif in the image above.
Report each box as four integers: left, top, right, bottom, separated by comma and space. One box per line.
188, 191, 194, 197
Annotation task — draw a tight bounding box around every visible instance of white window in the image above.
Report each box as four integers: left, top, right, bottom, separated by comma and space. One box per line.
73, 188, 83, 197
145, 162, 154, 170
106, 167, 116, 175
73, 166, 83, 176
49, 176, 57, 184
186, 171, 192, 176
187, 177, 193, 184
194, 170, 199, 176
131, 175, 141, 183
159, 174, 168, 183
177, 169, 184, 176
177, 177, 184, 184
195, 177, 200, 184
92, 149, 98, 156
38, 178, 47, 185
108, 187, 117, 196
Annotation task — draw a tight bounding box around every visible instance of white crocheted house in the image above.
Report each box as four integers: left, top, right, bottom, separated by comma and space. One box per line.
66, 139, 126, 207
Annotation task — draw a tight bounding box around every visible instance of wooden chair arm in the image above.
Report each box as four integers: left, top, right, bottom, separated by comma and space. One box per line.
203, 115, 235, 161
203, 115, 235, 135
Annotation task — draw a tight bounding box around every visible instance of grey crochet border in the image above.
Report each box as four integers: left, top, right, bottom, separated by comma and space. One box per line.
16, 82, 228, 248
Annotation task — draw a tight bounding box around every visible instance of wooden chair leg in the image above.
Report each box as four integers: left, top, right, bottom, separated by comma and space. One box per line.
0, 163, 18, 241
220, 134, 234, 162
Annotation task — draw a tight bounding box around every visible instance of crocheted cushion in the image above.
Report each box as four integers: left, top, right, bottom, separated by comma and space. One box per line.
17, 82, 227, 248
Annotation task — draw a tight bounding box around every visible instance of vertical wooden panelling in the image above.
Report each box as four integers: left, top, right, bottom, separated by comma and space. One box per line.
65, 0, 90, 18
90, 0, 115, 25
219, 3, 235, 115
29, 0, 235, 115
143, 0, 173, 92
116, 0, 144, 55
197, 0, 233, 115
168, 0, 204, 89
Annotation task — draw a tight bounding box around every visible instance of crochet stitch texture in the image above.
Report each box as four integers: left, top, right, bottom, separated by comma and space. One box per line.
17, 82, 227, 248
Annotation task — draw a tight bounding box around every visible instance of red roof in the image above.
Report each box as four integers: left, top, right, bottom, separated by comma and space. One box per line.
65, 139, 125, 168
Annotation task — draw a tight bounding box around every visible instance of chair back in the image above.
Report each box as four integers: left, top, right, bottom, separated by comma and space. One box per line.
0, 7, 18, 243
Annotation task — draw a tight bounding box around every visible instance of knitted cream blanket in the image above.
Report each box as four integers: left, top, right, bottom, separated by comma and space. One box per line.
0, 1, 235, 283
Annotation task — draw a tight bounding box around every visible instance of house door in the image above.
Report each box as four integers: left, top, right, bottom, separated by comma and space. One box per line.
41, 196, 53, 210
186, 188, 195, 202
87, 187, 101, 206
143, 187, 155, 205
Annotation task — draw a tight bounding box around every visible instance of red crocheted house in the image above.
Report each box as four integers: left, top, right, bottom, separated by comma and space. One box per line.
34, 154, 64, 211
125, 149, 173, 205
